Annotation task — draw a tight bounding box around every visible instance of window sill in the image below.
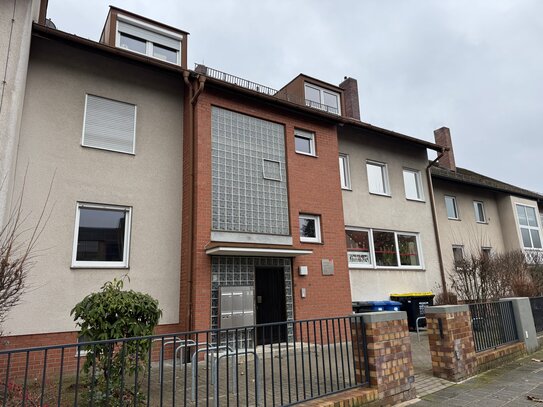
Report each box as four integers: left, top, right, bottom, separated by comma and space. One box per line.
349, 266, 425, 272
295, 151, 318, 158
369, 192, 391, 198
447, 217, 461, 221
299, 240, 324, 245
71, 265, 130, 270
81, 144, 135, 156
406, 198, 426, 203
476, 221, 488, 225
341, 187, 352, 191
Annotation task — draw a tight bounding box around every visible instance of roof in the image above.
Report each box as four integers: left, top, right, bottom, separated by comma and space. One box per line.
431, 165, 543, 202
106, 6, 190, 36
32, 22, 442, 152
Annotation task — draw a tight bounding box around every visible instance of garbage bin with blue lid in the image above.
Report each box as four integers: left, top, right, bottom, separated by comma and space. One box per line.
384, 300, 402, 311
352, 300, 388, 313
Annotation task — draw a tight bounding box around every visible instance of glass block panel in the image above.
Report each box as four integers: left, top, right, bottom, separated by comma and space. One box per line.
211, 107, 289, 235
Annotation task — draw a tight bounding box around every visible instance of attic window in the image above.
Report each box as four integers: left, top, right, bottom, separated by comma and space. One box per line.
304, 83, 341, 115
116, 16, 182, 65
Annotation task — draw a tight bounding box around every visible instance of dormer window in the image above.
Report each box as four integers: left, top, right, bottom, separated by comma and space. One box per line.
304, 83, 341, 115
115, 16, 182, 65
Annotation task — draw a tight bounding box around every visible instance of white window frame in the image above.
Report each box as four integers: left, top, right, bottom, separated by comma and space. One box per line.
346, 227, 424, 270
294, 129, 316, 156
71, 202, 132, 268
339, 154, 351, 190
473, 201, 486, 223
115, 15, 182, 65
445, 195, 459, 220
82, 94, 137, 155
402, 168, 424, 201
346, 227, 373, 269
366, 161, 390, 196
515, 203, 543, 250
299, 214, 321, 243
304, 83, 341, 115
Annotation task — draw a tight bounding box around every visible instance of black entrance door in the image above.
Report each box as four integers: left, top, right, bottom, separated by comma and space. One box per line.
255, 267, 287, 344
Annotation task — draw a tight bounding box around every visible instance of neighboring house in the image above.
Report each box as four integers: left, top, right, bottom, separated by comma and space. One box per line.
339, 125, 443, 301
431, 127, 543, 278
2, 5, 187, 345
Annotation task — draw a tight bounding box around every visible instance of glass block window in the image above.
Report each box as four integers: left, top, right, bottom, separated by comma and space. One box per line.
212, 107, 289, 235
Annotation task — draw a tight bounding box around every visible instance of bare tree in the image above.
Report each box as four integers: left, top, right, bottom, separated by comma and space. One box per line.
0, 172, 53, 334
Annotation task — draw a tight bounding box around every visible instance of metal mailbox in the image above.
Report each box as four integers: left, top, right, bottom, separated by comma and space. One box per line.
219, 286, 255, 329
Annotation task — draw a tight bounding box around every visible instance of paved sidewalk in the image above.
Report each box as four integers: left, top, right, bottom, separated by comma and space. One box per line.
409, 332, 454, 397
415, 348, 543, 406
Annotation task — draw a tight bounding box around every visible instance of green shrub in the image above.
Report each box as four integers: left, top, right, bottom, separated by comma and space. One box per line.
71, 277, 162, 405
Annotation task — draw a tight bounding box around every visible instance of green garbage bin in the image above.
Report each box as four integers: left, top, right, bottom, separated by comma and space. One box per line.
389, 292, 434, 331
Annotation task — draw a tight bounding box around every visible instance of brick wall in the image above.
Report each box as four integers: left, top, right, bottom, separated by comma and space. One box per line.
426, 303, 532, 382
186, 85, 353, 331
426, 305, 477, 381
352, 312, 416, 406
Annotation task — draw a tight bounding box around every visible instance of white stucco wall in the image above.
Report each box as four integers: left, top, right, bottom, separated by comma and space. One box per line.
4, 36, 184, 335
433, 179, 507, 276
339, 128, 442, 301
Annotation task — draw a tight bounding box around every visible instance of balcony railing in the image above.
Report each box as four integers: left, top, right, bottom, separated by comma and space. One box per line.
195, 64, 340, 115
0, 315, 369, 406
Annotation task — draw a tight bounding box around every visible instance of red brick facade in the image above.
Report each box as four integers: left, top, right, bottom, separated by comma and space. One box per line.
184, 84, 353, 331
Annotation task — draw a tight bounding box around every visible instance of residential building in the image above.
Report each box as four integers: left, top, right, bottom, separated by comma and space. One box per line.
1, 4, 187, 345
431, 127, 543, 278
339, 125, 444, 301
2, 1, 542, 350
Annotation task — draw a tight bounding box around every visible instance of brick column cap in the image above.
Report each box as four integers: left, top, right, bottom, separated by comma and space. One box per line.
355, 311, 407, 323
426, 304, 469, 314
499, 297, 529, 301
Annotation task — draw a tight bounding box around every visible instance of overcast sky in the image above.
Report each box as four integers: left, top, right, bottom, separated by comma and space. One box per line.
47, 0, 543, 193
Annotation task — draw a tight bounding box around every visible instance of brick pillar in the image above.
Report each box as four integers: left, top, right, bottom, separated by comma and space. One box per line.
352, 312, 416, 405
426, 305, 477, 381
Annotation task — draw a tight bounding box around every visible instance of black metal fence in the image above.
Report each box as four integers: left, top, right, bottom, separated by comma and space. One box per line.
530, 296, 543, 333
469, 301, 519, 352
0, 315, 369, 406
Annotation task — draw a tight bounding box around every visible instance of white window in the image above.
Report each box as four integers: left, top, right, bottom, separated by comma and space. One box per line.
72, 203, 132, 268
299, 214, 321, 243
403, 169, 424, 201
294, 129, 316, 156
473, 201, 486, 223
304, 83, 341, 115
82, 95, 136, 154
346, 228, 372, 268
481, 247, 492, 260
445, 195, 459, 219
339, 154, 351, 190
366, 161, 390, 196
516, 204, 542, 249
346, 228, 423, 269
116, 16, 182, 65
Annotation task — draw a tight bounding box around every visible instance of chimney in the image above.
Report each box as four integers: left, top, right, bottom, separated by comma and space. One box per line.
339, 77, 360, 120
434, 127, 456, 172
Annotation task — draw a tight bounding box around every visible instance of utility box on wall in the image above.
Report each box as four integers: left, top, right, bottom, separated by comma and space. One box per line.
219, 286, 255, 329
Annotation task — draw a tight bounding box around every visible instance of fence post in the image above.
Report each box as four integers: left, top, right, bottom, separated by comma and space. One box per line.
425, 305, 477, 382
499, 297, 538, 352
351, 311, 416, 405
